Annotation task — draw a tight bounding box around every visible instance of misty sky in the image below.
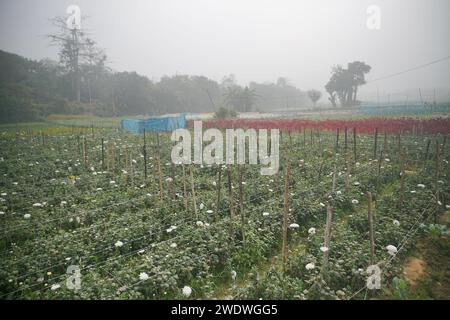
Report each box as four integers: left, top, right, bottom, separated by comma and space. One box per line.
1, 0, 449, 101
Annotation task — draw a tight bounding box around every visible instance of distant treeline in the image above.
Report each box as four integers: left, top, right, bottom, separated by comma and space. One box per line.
0, 49, 309, 123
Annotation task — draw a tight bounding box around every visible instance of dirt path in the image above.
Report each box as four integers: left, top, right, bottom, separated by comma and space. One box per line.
402, 211, 450, 299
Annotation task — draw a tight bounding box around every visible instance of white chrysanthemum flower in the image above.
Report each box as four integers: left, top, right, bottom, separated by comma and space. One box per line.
199, 203, 204, 210
386, 245, 398, 256
24, 214, 31, 219
354, 182, 360, 186
336, 290, 345, 297
320, 246, 329, 253
308, 227, 316, 236
33, 203, 43, 208
0, 211, 4, 215
110, 181, 116, 185
139, 272, 149, 281
196, 221, 204, 227
336, 190, 342, 195
305, 262, 315, 270
417, 184, 425, 188
96, 188, 103, 191
410, 190, 416, 194
60, 201, 67, 206
170, 243, 177, 248
212, 181, 217, 186
165, 177, 173, 183
182, 286, 192, 297
352, 199, 359, 204
262, 212, 270, 217
231, 270, 237, 281
206, 210, 213, 214
393, 220, 400, 227
289, 223, 300, 229
437, 201, 442, 206
51, 283, 61, 291
319, 202, 325, 207
115, 240, 124, 247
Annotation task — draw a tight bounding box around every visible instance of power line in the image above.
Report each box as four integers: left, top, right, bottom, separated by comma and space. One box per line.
367, 55, 450, 83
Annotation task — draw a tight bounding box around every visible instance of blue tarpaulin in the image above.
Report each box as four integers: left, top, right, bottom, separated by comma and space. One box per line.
121, 114, 186, 133
359, 102, 450, 115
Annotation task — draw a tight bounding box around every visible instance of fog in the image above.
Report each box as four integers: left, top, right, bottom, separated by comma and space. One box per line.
1, 0, 449, 101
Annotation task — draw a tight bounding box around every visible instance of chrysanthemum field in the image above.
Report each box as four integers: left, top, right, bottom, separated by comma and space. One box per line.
0, 118, 449, 300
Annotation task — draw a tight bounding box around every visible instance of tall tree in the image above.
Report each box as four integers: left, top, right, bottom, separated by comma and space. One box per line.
325, 62, 371, 107
307, 89, 322, 108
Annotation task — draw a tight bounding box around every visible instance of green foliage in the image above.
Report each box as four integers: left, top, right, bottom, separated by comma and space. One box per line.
214, 107, 238, 119
392, 277, 408, 300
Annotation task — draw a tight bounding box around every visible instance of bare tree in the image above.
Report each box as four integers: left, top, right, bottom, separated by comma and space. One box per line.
47, 16, 86, 102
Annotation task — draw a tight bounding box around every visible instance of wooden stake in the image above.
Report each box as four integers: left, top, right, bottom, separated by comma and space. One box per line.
227, 166, 235, 220
281, 152, 290, 267
101, 138, 105, 170
425, 139, 431, 161
238, 165, 245, 247
156, 134, 163, 201
367, 192, 375, 264
189, 165, 198, 219
344, 127, 348, 155
216, 165, 222, 221
435, 139, 440, 223
143, 129, 147, 180
83, 136, 88, 166
182, 164, 188, 211
400, 150, 405, 205
322, 205, 333, 273
353, 127, 357, 164
373, 128, 378, 159
335, 128, 340, 153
